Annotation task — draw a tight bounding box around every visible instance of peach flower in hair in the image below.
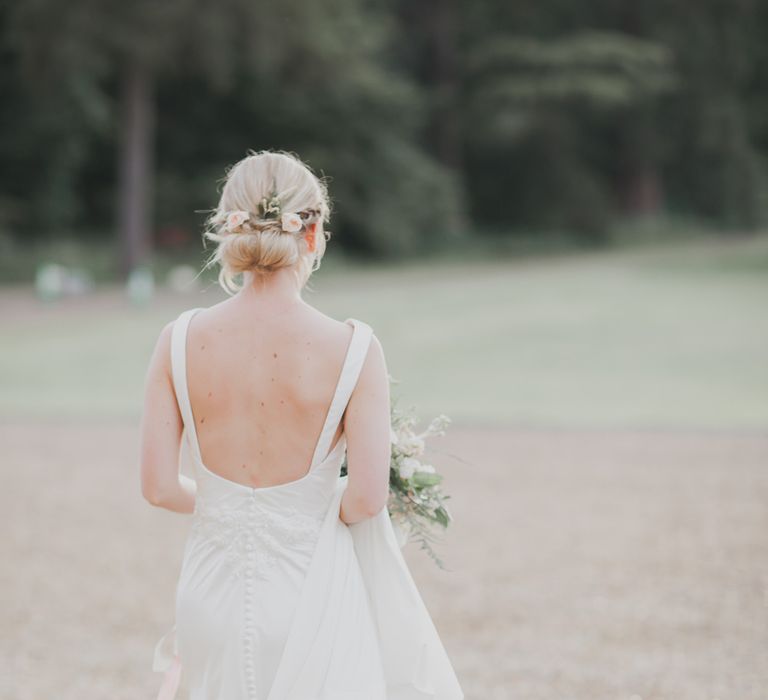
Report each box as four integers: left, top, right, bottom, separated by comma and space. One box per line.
281, 212, 303, 233
225, 210, 250, 232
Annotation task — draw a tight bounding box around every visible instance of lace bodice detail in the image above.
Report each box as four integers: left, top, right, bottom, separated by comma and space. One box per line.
190, 491, 325, 580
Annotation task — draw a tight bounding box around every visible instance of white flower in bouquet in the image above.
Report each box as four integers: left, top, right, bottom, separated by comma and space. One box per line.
342, 382, 457, 567
426, 414, 451, 435
398, 457, 420, 480
386, 400, 455, 567
400, 435, 425, 457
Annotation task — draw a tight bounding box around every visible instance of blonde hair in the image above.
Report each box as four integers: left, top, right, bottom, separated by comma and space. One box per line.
202, 150, 332, 295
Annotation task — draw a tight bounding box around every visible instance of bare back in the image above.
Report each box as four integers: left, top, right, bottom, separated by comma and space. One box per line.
183, 301, 356, 489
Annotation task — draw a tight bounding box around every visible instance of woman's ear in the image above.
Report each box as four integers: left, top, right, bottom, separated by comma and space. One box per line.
305, 223, 317, 252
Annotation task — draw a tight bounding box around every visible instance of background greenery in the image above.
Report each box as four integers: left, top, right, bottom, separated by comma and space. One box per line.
3, 236, 766, 430
1, 1, 766, 432
3, 9, 766, 698
2, 0, 768, 279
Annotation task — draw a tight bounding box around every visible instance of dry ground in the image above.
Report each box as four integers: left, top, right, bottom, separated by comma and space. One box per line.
2, 420, 766, 700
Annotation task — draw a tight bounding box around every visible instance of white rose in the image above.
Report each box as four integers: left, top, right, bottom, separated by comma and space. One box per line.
281, 212, 303, 233
403, 435, 425, 457
398, 457, 420, 480
416, 463, 435, 474
226, 210, 249, 231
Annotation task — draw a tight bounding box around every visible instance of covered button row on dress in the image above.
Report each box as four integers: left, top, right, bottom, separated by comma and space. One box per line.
243, 491, 259, 699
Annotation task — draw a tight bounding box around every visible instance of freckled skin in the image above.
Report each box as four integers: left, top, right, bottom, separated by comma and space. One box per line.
161, 309, 383, 494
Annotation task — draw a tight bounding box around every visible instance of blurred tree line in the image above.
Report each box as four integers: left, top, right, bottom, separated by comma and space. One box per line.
1, 0, 767, 276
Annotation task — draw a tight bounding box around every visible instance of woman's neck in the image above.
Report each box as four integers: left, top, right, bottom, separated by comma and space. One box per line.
233, 268, 306, 311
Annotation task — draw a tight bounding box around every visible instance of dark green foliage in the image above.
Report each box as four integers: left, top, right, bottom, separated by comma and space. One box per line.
1, 0, 767, 272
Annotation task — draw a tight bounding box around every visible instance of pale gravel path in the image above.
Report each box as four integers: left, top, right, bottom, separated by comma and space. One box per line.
2, 421, 766, 699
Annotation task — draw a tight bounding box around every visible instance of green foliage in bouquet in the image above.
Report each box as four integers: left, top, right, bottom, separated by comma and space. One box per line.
341, 382, 454, 568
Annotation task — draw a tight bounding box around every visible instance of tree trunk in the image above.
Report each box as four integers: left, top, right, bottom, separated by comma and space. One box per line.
426, 0, 461, 171
623, 164, 663, 216
117, 59, 155, 279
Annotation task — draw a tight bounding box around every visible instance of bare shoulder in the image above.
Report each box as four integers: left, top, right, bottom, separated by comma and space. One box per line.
359, 331, 387, 377
302, 308, 387, 375
143, 318, 176, 384
151, 319, 174, 358
345, 328, 389, 423
304, 307, 355, 345
159, 318, 175, 343
150, 306, 202, 373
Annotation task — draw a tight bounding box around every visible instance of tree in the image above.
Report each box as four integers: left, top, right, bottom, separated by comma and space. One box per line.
6, 0, 463, 270
464, 31, 676, 236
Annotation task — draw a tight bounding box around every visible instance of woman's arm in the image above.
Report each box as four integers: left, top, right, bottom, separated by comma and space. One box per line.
139, 321, 197, 514
339, 333, 391, 524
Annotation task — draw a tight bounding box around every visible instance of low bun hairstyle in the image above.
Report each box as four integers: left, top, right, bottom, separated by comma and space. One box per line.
202, 150, 332, 295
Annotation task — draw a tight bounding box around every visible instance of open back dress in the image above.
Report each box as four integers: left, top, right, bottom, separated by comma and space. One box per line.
151, 307, 463, 700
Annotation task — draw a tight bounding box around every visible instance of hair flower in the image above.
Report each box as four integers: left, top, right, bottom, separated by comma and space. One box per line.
281, 212, 303, 233
225, 210, 250, 232
259, 190, 282, 219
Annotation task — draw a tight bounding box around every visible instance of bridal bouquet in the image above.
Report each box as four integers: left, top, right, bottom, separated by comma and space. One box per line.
343, 382, 454, 568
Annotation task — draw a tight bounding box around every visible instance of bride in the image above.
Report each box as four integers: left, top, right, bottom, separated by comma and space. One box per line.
139, 150, 463, 700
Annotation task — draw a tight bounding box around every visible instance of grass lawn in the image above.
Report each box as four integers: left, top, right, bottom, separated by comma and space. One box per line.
1, 235, 766, 430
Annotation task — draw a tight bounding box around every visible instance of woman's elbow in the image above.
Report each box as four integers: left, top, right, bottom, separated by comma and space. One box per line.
142, 483, 164, 507
360, 496, 387, 519
341, 490, 388, 524
141, 474, 170, 507
355, 489, 389, 519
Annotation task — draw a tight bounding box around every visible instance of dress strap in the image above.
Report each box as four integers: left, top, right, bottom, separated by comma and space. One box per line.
310, 318, 373, 468
170, 307, 204, 465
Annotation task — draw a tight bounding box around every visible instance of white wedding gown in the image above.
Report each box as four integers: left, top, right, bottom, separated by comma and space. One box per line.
151, 307, 463, 700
